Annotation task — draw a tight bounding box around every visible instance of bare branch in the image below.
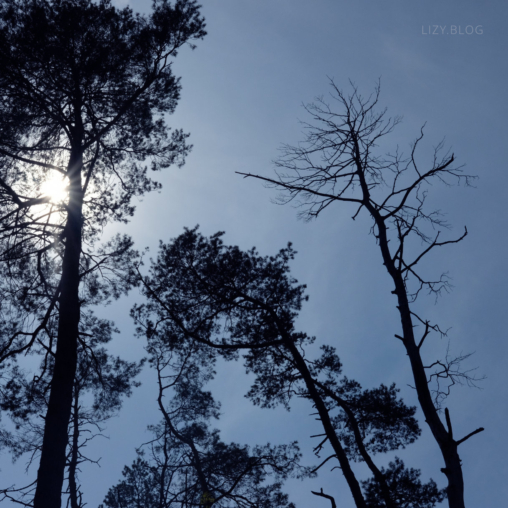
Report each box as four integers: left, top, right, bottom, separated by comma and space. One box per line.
456, 427, 485, 446
311, 488, 337, 508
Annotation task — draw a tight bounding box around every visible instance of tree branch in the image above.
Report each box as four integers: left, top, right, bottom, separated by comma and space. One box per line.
456, 427, 484, 446
0, 147, 65, 174
311, 488, 337, 508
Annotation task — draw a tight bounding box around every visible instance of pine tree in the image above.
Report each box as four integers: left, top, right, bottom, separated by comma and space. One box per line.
0, 0, 205, 505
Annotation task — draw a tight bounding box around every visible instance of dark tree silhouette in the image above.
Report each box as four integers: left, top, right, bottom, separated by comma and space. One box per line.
362, 458, 445, 508
0, 310, 143, 508
0, 0, 206, 505
102, 315, 300, 508
237, 81, 483, 508
103, 436, 299, 508
131, 228, 444, 508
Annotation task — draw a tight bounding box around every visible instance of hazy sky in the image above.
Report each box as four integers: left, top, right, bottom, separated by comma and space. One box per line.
2, 1, 507, 506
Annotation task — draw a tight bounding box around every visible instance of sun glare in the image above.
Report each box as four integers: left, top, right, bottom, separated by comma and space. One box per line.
40, 174, 68, 204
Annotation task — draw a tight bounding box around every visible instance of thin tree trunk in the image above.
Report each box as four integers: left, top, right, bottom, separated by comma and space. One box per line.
351, 136, 466, 508
34, 149, 84, 508
233, 291, 368, 508
158, 424, 170, 508
384, 239, 464, 508
283, 340, 368, 508
68, 390, 81, 508
156, 364, 213, 508
368, 201, 465, 508
314, 379, 397, 508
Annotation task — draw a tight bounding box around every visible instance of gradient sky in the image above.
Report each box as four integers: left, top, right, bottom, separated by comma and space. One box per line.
1, 1, 507, 506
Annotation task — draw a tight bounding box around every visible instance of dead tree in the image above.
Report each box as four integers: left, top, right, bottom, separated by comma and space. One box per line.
238, 80, 483, 508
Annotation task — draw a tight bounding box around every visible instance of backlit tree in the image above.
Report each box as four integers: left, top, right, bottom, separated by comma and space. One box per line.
0, 0, 206, 505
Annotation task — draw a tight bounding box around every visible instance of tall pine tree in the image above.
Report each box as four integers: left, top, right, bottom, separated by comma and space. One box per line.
0, 0, 206, 505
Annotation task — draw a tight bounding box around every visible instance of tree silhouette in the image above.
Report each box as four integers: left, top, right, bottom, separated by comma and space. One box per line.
0, 310, 143, 508
362, 458, 445, 508
103, 435, 299, 508
131, 227, 445, 508
0, 0, 206, 505
102, 311, 301, 508
237, 81, 484, 508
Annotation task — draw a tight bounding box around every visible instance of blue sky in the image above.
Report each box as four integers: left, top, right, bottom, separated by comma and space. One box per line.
1, 0, 507, 506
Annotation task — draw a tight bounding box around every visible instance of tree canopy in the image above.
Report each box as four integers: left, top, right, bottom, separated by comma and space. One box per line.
102, 318, 301, 508
239, 81, 483, 508
0, 2, 489, 507
131, 227, 446, 508
0, 0, 206, 505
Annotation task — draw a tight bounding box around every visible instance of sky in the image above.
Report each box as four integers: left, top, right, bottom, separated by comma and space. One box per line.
1, 0, 508, 506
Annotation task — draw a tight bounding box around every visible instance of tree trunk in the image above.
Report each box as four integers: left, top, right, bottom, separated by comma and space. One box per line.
373, 208, 466, 508
68, 390, 81, 508
33, 150, 84, 508
314, 380, 397, 508
156, 369, 213, 508
158, 428, 170, 508
351, 137, 466, 508
284, 340, 368, 508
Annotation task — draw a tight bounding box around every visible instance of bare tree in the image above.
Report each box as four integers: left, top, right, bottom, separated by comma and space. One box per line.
238, 80, 483, 508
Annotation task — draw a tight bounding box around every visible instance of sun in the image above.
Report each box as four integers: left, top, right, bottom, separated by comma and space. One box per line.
40, 173, 69, 204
